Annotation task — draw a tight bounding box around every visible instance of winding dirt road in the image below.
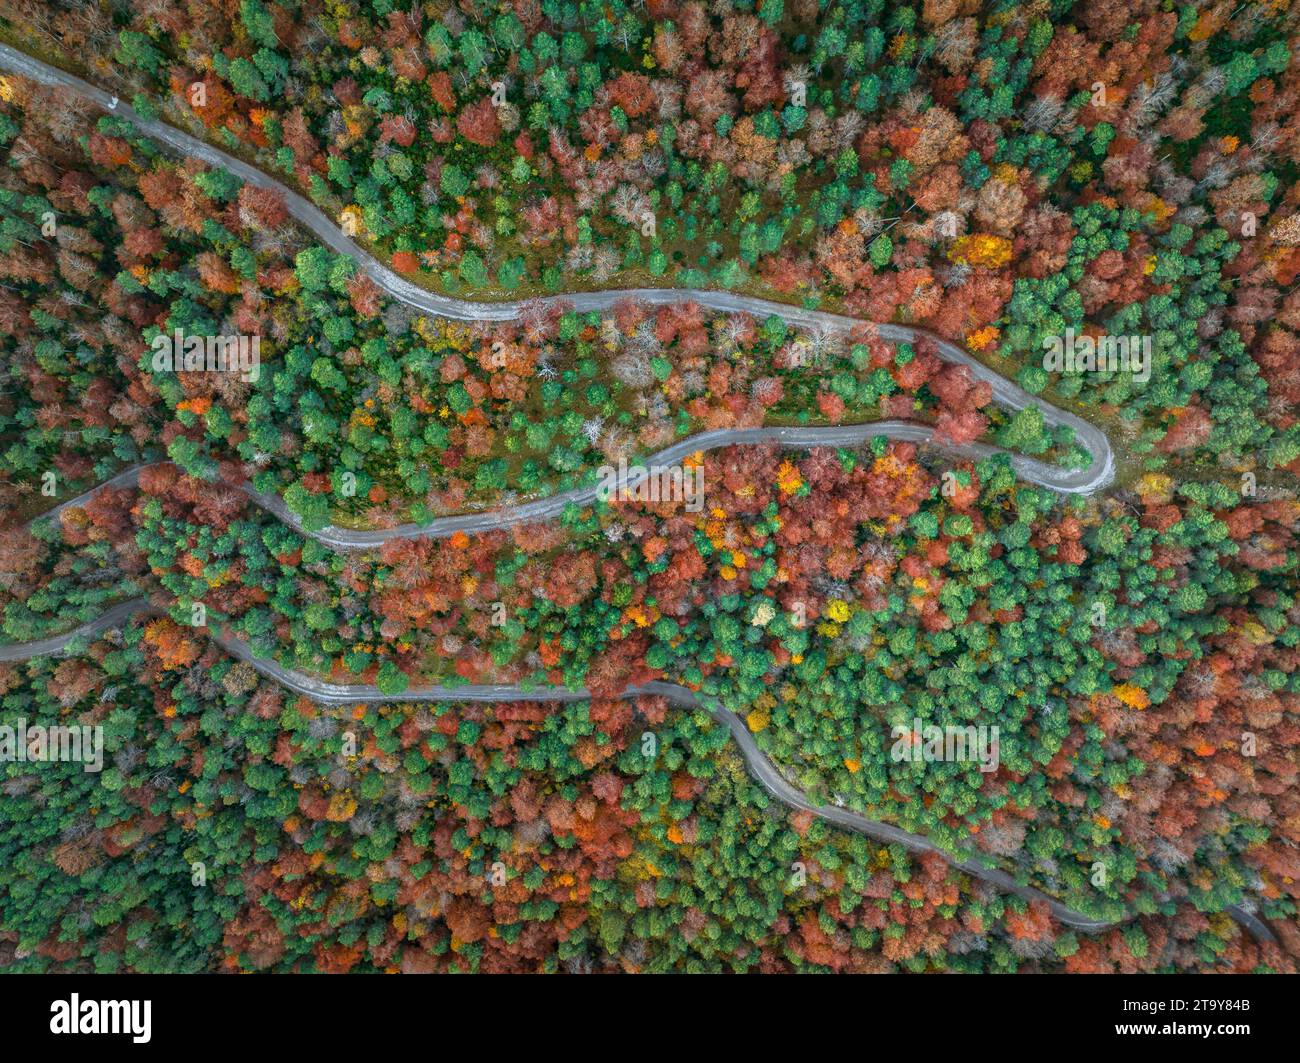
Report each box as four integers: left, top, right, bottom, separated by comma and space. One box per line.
0, 601, 1275, 944
24, 415, 1096, 553
0, 42, 1114, 506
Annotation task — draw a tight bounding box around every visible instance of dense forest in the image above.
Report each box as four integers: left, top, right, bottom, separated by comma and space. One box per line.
0, 0, 1298, 974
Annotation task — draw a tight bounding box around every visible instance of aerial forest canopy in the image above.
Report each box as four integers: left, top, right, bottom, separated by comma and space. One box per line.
0, 0, 1297, 978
